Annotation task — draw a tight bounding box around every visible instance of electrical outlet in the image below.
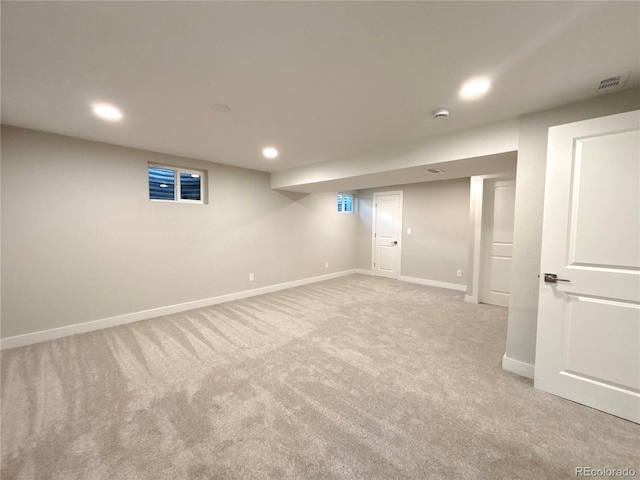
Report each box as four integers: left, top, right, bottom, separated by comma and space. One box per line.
407, 227, 412, 235
249, 273, 254, 281
456, 270, 462, 278
325, 262, 329, 269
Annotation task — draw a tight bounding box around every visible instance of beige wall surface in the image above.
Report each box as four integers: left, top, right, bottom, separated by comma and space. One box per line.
356, 178, 470, 287
1, 126, 358, 338
506, 88, 640, 367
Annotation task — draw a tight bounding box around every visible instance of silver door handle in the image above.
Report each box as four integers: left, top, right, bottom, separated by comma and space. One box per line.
544, 273, 570, 284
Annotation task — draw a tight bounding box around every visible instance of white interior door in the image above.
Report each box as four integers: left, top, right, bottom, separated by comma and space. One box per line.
535, 110, 640, 423
480, 179, 516, 307
372, 191, 403, 279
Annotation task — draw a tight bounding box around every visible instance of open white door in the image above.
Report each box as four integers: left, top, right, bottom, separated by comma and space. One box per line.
372, 191, 403, 279
535, 110, 640, 423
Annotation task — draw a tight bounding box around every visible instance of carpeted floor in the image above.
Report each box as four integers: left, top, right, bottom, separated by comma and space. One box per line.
1, 274, 638, 479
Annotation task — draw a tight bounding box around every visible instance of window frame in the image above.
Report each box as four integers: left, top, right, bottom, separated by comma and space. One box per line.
148, 163, 205, 204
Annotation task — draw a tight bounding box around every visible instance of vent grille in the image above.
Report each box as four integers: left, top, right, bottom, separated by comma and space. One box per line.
426, 168, 445, 174
595, 73, 628, 93
598, 77, 621, 90
431, 108, 450, 119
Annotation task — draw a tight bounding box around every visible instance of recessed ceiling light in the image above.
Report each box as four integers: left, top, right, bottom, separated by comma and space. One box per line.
262, 147, 278, 159
210, 104, 231, 113
92, 103, 123, 122
459, 77, 491, 100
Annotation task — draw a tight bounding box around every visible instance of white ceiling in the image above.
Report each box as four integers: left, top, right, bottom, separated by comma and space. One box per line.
2, 1, 639, 174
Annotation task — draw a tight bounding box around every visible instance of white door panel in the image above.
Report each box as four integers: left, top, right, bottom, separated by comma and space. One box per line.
373, 192, 402, 279
570, 131, 640, 269
535, 110, 640, 423
378, 246, 395, 273
492, 185, 516, 243
564, 296, 639, 391
489, 257, 512, 294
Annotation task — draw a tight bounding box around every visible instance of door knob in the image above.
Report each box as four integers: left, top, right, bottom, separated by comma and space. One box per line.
391, 241, 398, 245
544, 273, 570, 284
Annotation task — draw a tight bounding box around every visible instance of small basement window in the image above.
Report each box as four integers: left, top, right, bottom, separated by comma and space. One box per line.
337, 193, 355, 213
149, 165, 205, 203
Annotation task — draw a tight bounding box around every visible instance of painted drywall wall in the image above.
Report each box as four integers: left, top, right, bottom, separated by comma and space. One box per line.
505, 88, 640, 369
357, 178, 470, 287
1, 126, 358, 338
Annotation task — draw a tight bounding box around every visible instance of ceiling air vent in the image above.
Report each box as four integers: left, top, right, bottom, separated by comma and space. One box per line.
426, 168, 446, 174
432, 108, 450, 119
596, 73, 628, 94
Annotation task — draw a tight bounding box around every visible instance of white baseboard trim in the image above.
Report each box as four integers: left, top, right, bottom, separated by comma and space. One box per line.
355, 269, 373, 275
502, 354, 535, 379
1, 269, 357, 351
464, 295, 477, 304
399, 275, 467, 292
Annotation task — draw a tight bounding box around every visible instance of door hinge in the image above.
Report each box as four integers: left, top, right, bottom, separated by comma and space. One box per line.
374, 233, 376, 238
374, 262, 376, 267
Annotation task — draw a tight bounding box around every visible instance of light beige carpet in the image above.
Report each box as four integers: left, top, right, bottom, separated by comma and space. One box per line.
1, 275, 638, 479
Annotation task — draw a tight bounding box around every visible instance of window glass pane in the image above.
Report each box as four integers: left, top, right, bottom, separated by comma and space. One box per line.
337, 194, 342, 212
344, 195, 353, 212
149, 167, 175, 200
180, 172, 201, 201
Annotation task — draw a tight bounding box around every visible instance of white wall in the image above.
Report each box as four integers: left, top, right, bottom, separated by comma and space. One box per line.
505, 88, 640, 370
357, 179, 470, 287
1, 126, 358, 339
